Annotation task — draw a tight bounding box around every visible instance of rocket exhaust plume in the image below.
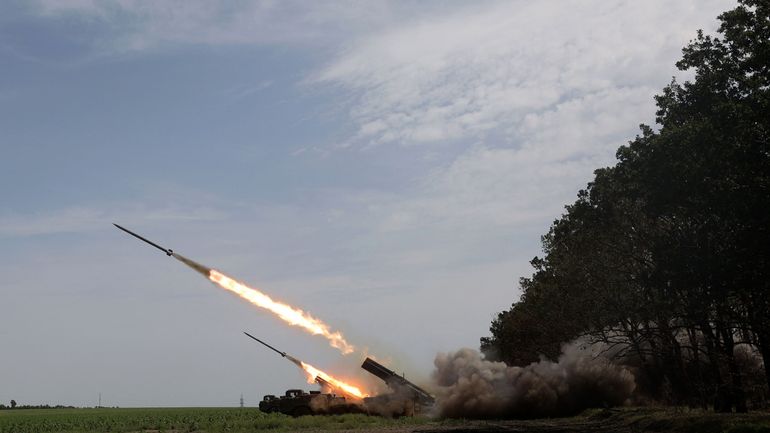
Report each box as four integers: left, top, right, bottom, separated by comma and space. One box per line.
430, 342, 635, 419
211, 270, 354, 354
299, 360, 368, 399
114, 224, 355, 355
244, 332, 368, 399
172, 253, 210, 278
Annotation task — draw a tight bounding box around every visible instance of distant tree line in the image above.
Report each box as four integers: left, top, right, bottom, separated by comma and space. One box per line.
481, 0, 769, 412
0, 402, 77, 410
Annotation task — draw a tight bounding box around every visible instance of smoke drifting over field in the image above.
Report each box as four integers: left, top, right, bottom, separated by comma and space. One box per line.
431, 343, 635, 419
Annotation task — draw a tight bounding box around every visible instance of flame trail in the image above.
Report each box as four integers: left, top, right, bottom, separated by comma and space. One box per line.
243, 331, 368, 399
112, 226, 357, 356
173, 254, 365, 394
301, 361, 368, 399
209, 270, 354, 354
178, 260, 354, 355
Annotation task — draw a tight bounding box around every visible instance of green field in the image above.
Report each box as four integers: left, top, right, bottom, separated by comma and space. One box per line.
0, 407, 430, 433
3, 407, 770, 433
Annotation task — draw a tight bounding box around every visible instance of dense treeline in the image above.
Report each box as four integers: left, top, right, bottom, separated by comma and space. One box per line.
481, 0, 769, 412
0, 405, 78, 410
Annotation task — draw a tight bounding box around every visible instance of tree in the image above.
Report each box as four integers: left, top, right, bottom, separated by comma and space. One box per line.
10, 400, 16, 409
483, 0, 769, 411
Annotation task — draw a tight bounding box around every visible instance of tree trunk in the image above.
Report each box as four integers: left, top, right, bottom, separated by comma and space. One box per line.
686, 325, 708, 409
756, 331, 770, 394
658, 319, 688, 404
700, 321, 729, 412
718, 323, 748, 413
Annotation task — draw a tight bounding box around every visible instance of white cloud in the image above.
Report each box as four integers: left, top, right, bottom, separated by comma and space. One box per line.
345, 85, 657, 240
22, 0, 738, 293
310, 0, 734, 236
314, 0, 733, 147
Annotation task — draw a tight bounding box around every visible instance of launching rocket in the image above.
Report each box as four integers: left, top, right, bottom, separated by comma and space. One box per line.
113, 224, 174, 256
113, 223, 357, 358
242, 331, 303, 368
113, 223, 211, 277
243, 331, 288, 358
242, 332, 355, 396
113, 223, 367, 399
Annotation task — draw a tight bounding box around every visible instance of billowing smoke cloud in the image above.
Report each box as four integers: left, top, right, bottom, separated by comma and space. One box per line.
431, 343, 635, 419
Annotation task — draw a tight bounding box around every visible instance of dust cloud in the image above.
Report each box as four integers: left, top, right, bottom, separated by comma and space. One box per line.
431, 343, 635, 419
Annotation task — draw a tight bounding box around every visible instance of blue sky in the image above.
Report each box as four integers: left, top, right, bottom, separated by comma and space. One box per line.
1, 0, 734, 407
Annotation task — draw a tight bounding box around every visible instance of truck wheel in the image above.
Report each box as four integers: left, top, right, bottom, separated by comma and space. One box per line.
291, 406, 312, 417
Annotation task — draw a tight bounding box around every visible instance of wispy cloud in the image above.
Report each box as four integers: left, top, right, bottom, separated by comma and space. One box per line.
223, 80, 273, 101
0, 204, 225, 237
308, 0, 733, 235
31, 0, 442, 53
20, 0, 735, 245
313, 0, 731, 147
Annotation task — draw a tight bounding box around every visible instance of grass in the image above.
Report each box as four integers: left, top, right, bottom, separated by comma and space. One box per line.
580, 407, 770, 433
0, 407, 431, 433
2, 406, 770, 433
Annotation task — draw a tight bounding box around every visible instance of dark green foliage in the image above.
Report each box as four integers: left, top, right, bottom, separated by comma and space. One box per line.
482, 0, 770, 411
0, 408, 430, 433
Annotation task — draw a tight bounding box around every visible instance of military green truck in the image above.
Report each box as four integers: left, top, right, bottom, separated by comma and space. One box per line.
258, 389, 363, 416
258, 357, 435, 417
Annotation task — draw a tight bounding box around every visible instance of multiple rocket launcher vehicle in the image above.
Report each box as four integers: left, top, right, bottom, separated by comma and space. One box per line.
114, 224, 435, 416
244, 331, 434, 416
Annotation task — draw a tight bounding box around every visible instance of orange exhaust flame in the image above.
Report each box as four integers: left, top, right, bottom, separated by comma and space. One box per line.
208, 269, 355, 355
301, 361, 368, 399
